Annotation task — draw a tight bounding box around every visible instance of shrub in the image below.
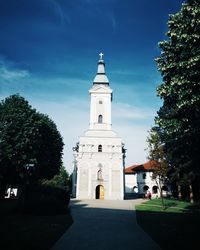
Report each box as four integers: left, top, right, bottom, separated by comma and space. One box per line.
22, 184, 70, 215
40, 165, 70, 191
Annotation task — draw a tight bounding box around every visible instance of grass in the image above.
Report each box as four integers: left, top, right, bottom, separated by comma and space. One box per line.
136, 198, 200, 250
0, 199, 73, 250
136, 197, 193, 213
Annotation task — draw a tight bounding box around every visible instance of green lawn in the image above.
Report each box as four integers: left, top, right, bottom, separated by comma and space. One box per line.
0, 199, 73, 250
136, 198, 200, 250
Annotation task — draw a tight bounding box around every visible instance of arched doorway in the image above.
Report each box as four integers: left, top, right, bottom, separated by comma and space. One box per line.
143, 185, 149, 198
152, 185, 158, 194
96, 185, 104, 199
143, 185, 149, 192
133, 186, 138, 193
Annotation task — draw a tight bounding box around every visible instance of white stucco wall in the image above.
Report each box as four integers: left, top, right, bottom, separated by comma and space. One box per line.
124, 170, 170, 198
125, 174, 137, 193
74, 81, 124, 200
89, 85, 112, 130
76, 134, 124, 200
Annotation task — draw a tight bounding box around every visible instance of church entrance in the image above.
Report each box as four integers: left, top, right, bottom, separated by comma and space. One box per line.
95, 185, 104, 199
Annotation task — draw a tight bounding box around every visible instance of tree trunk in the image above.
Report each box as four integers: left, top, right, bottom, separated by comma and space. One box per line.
178, 184, 182, 200
160, 187, 166, 209
156, 179, 165, 209
192, 177, 200, 202
189, 184, 194, 204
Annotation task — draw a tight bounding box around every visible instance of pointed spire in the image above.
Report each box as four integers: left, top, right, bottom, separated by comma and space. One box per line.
93, 52, 109, 85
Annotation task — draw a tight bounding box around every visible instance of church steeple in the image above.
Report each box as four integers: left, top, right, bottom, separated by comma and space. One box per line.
93, 52, 109, 85
72, 53, 124, 200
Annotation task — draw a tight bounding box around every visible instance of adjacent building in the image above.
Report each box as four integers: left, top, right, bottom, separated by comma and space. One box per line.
125, 160, 169, 198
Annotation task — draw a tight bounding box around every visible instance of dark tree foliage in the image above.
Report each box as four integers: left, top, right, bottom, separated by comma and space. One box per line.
35, 113, 64, 180
0, 94, 64, 197
155, 0, 200, 201
41, 165, 70, 190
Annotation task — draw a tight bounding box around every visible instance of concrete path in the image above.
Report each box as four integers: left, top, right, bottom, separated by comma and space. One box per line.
51, 199, 161, 250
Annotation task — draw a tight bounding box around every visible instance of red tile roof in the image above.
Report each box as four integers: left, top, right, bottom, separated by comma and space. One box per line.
125, 160, 158, 174
125, 164, 139, 174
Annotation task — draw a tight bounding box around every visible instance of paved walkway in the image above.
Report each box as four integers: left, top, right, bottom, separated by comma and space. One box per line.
51, 199, 161, 250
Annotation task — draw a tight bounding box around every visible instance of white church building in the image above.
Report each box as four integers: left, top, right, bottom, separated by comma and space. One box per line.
72, 53, 125, 200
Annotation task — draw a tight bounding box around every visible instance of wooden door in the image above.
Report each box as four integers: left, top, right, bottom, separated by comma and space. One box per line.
99, 185, 104, 199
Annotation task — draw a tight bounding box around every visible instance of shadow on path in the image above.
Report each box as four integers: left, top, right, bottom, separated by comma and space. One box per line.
51, 199, 160, 250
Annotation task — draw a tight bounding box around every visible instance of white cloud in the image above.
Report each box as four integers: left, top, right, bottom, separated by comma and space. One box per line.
113, 123, 149, 167
109, 12, 117, 32
0, 63, 30, 82
111, 69, 138, 76
48, 0, 70, 25
113, 102, 155, 120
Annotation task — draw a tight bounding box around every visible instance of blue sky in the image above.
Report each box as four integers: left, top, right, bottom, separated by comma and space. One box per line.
0, 0, 184, 173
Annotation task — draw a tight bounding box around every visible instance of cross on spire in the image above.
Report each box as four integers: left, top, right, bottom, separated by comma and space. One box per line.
99, 52, 104, 60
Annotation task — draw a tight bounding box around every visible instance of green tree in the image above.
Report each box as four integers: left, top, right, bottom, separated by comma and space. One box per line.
0, 94, 64, 198
40, 165, 70, 191
155, 0, 200, 201
147, 127, 168, 208
34, 113, 64, 180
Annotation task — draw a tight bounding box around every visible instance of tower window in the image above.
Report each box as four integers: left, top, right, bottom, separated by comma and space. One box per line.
143, 173, 146, 179
99, 100, 103, 104
98, 145, 102, 152
98, 115, 103, 123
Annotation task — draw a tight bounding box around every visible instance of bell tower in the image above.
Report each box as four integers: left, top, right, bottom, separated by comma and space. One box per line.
89, 53, 112, 131
72, 53, 125, 200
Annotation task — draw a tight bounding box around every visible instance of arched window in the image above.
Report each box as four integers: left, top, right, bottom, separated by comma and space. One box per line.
98, 145, 102, 152
143, 173, 146, 179
152, 186, 158, 194
98, 115, 103, 123
143, 185, 149, 192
